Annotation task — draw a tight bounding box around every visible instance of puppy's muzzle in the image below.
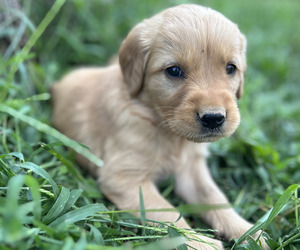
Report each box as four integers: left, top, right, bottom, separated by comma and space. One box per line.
197, 109, 226, 130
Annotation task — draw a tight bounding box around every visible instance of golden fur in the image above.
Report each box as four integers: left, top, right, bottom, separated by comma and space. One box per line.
52, 4, 267, 249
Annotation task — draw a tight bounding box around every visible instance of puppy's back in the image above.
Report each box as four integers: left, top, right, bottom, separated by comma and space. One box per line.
52, 67, 101, 137
52, 65, 125, 146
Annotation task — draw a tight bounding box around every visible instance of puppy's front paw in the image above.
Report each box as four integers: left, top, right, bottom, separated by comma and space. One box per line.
186, 236, 223, 250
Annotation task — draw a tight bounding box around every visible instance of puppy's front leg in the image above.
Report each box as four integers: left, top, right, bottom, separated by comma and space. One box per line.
100, 175, 223, 250
175, 152, 266, 247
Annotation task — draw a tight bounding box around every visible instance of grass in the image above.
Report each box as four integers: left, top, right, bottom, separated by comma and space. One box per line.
0, 0, 299, 249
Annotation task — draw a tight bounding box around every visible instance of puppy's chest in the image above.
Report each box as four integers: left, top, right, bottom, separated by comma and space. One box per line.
150, 141, 193, 181
152, 154, 179, 181
151, 141, 208, 183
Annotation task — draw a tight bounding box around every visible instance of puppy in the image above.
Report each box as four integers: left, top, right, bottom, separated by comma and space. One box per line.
52, 4, 266, 249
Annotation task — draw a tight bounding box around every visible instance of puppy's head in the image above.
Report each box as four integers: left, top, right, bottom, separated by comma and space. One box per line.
119, 4, 246, 142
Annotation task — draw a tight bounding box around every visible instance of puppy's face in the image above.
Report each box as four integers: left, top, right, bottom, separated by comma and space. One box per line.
119, 5, 246, 142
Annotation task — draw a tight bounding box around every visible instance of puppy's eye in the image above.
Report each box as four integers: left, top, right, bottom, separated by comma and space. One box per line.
165, 66, 183, 78
226, 64, 237, 75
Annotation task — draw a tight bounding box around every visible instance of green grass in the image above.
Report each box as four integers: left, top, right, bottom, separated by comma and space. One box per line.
0, 0, 299, 249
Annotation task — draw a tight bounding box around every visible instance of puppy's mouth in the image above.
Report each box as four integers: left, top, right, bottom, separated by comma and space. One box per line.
168, 121, 232, 143
191, 129, 228, 143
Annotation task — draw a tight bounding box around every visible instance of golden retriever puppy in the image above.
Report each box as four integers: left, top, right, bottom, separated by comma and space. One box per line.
52, 4, 266, 249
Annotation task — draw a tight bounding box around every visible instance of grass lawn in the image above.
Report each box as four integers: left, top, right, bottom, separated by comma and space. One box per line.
0, 0, 299, 249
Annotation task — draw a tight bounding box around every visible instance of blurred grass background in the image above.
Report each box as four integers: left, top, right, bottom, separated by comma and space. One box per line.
0, 0, 299, 249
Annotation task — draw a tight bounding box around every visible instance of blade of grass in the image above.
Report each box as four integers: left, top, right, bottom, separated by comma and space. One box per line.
177, 203, 230, 214
42, 186, 70, 224
139, 186, 146, 236
25, 93, 51, 102
5, 0, 66, 94
33, 219, 56, 238
262, 184, 299, 230
4, 175, 24, 211
59, 189, 82, 216
0, 104, 103, 167
86, 245, 130, 250
0, 157, 16, 178
40, 142, 88, 184
168, 227, 188, 250
135, 236, 186, 250
36, 235, 63, 246
28, 141, 66, 162
0, 152, 24, 179
246, 235, 263, 250
0, 152, 25, 162
14, 118, 22, 152
61, 237, 75, 250
87, 224, 104, 245
233, 184, 299, 248
295, 190, 299, 228
103, 235, 167, 242
276, 232, 300, 250
24, 175, 41, 221
17, 161, 59, 198
1, 115, 10, 154
49, 203, 108, 230
74, 231, 87, 250
2, 175, 24, 243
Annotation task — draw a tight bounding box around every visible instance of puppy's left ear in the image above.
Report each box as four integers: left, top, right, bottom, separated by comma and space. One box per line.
119, 22, 151, 97
236, 34, 247, 99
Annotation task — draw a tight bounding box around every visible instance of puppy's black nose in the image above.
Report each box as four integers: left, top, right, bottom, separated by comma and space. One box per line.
198, 113, 225, 129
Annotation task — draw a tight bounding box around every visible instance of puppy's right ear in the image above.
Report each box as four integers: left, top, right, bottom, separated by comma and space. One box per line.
119, 23, 150, 97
